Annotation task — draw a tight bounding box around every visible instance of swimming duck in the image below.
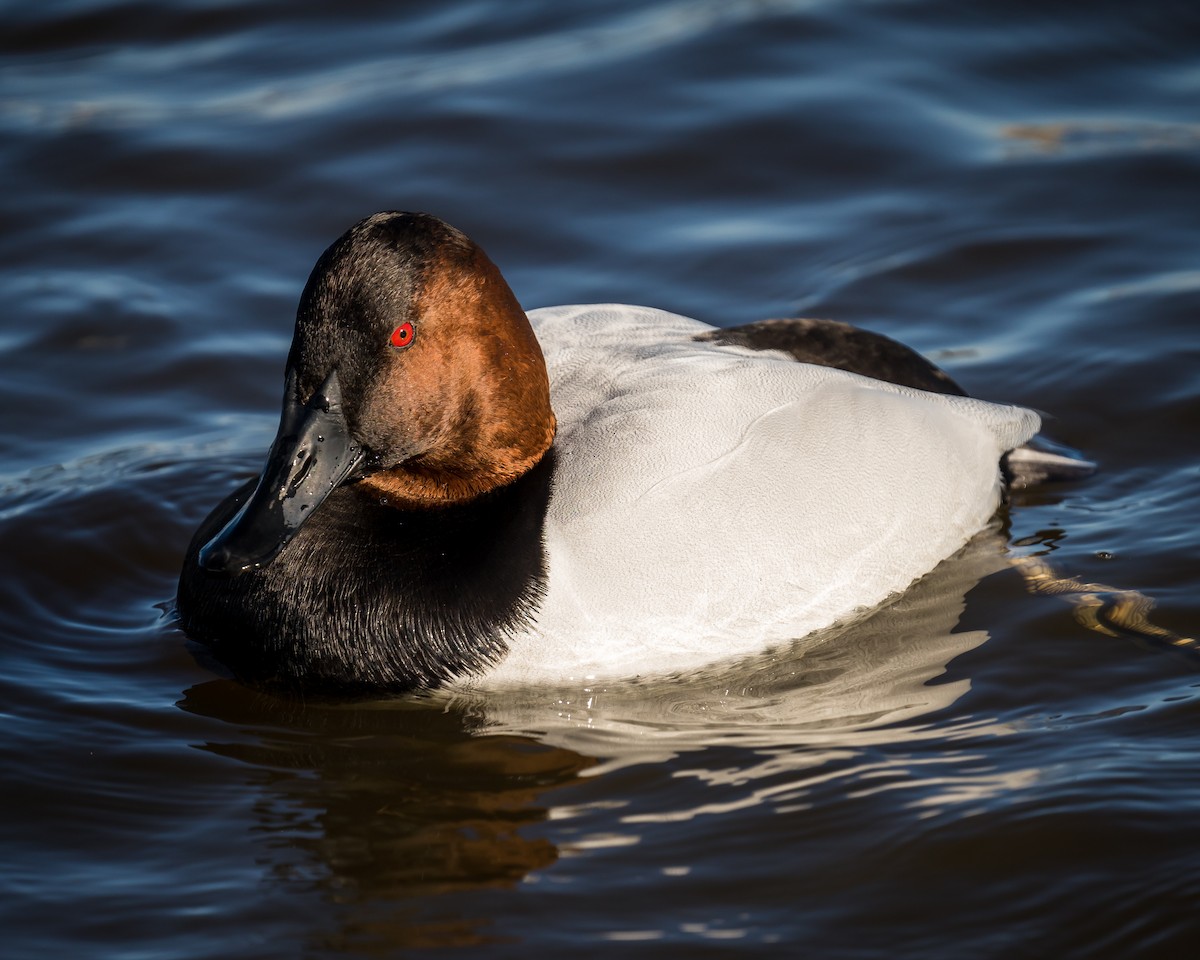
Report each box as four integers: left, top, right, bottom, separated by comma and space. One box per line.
178, 211, 1067, 694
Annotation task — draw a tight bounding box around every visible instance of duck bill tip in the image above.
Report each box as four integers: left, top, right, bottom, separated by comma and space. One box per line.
196, 369, 366, 577
197, 526, 281, 575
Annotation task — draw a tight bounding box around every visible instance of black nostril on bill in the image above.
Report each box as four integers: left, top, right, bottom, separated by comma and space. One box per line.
286, 449, 315, 499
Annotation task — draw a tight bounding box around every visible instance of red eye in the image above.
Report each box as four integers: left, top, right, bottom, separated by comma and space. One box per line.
389, 322, 415, 350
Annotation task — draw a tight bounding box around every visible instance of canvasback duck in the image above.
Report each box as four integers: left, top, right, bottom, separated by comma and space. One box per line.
179, 211, 1059, 694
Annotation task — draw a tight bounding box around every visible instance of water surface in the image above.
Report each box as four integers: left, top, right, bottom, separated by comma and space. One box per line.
2, 1, 1199, 956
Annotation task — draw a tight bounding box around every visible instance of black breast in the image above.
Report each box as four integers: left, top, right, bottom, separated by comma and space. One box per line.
177, 452, 555, 695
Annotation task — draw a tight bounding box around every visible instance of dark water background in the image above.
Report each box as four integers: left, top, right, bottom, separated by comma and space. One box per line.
3, 1, 1199, 956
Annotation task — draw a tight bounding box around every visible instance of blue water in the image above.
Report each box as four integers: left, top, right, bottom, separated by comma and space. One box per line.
2, 1, 1199, 956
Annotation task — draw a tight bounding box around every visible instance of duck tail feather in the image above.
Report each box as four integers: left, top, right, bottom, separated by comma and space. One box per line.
1003, 436, 1097, 489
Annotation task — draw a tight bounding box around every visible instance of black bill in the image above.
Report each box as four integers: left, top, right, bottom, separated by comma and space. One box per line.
199, 369, 367, 574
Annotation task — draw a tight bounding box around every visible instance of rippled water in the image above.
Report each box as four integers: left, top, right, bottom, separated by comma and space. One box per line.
3, 0, 1199, 956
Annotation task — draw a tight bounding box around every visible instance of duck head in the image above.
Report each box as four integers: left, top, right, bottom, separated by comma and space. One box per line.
199, 212, 556, 574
